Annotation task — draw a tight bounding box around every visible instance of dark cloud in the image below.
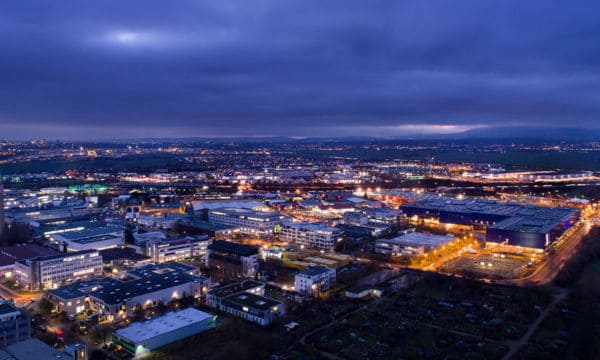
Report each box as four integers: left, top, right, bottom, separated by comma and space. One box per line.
1, 0, 600, 139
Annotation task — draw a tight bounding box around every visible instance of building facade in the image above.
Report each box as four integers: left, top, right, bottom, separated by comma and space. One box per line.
205, 241, 259, 279
14, 250, 102, 290
146, 235, 212, 263
208, 208, 285, 236
206, 281, 283, 326
280, 221, 341, 249
294, 266, 336, 296
0, 299, 29, 347
47, 262, 210, 322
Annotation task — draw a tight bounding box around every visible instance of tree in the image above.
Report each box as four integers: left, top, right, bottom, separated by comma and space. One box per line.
37, 298, 53, 315
124, 227, 136, 245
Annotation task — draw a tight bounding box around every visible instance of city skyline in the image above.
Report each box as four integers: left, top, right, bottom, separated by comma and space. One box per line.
1, 1, 600, 139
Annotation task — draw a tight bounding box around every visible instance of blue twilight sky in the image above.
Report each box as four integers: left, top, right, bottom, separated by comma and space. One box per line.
1, 1, 600, 139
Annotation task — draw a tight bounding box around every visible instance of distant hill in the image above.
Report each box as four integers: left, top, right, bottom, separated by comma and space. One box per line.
451, 126, 600, 141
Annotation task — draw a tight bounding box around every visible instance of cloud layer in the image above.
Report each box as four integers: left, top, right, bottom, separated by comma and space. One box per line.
1, 1, 599, 139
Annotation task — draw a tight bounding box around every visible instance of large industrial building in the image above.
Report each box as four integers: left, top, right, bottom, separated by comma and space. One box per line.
400, 194, 579, 249
113, 308, 216, 357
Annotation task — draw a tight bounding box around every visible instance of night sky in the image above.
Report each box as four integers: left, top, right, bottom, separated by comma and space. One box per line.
1, 1, 599, 139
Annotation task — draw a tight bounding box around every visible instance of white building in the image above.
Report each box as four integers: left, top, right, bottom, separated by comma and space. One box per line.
280, 221, 341, 249
294, 266, 336, 296
113, 308, 216, 358
48, 225, 124, 252
14, 250, 102, 290
208, 208, 285, 236
146, 236, 212, 263
206, 281, 284, 326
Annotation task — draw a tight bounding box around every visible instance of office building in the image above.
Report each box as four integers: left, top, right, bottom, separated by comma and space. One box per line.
146, 236, 212, 263
280, 221, 341, 249
208, 208, 285, 236
47, 262, 209, 322
375, 231, 454, 256
14, 250, 102, 290
206, 241, 259, 279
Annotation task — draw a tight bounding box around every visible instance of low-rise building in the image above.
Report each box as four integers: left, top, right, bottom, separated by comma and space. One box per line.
146, 236, 212, 263
2, 338, 86, 360
14, 250, 102, 290
280, 221, 341, 250
47, 262, 209, 321
113, 308, 216, 358
0, 299, 30, 347
206, 241, 259, 279
206, 281, 283, 326
48, 225, 124, 252
294, 266, 336, 296
375, 231, 455, 256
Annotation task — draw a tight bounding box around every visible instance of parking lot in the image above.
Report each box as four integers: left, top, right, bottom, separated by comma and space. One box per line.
439, 250, 536, 280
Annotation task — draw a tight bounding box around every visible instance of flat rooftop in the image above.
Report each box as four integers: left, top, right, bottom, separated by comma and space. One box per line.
209, 207, 284, 221
209, 280, 263, 298
99, 248, 150, 262
208, 240, 258, 257
399, 193, 579, 234
49, 262, 206, 304
222, 291, 281, 312
381, 232, 455, 248
282, 221, 337, 232
55, 225, 123, 242
177, 218, 237, 232
299, 265, 334, 277
116, 308, 215, 344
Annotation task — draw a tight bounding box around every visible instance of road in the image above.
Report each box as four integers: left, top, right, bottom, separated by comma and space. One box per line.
506, 222, 590, 286
0, 283, 44, 307
502, 288, 568, 360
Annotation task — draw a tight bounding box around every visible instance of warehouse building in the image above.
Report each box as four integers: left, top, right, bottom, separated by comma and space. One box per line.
400, 195, 579, 249
113, 308, 216, 358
